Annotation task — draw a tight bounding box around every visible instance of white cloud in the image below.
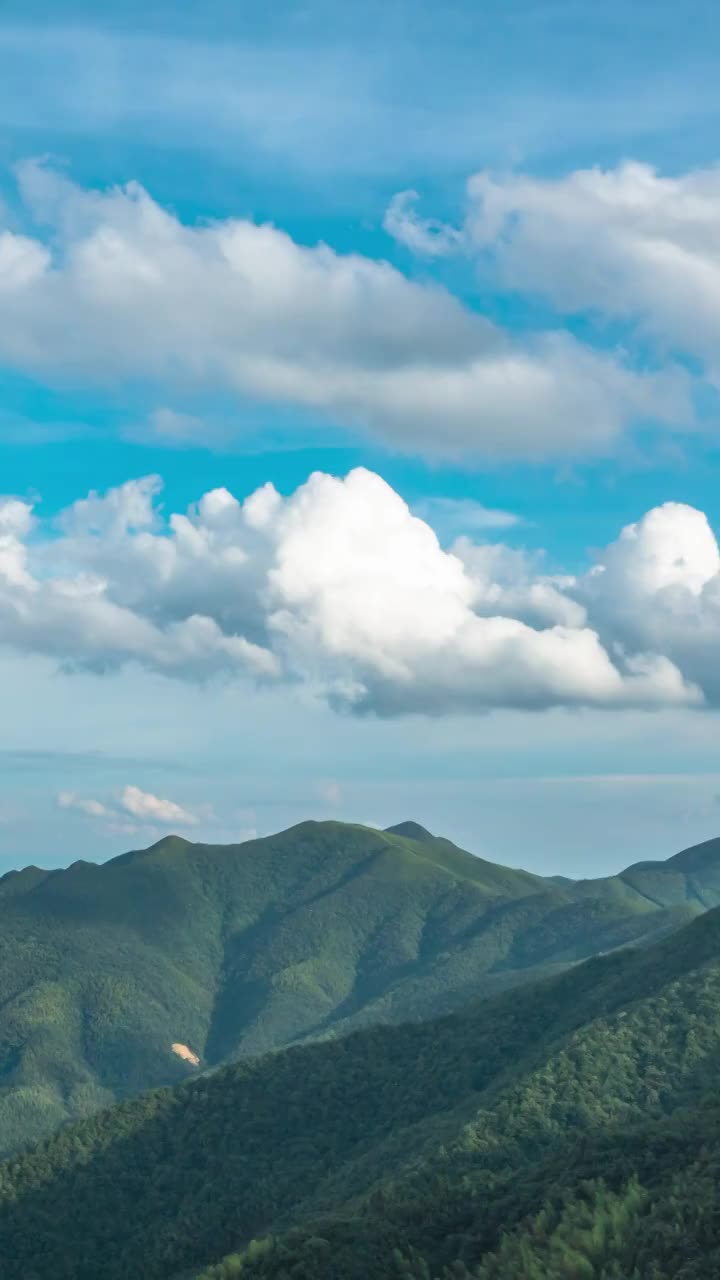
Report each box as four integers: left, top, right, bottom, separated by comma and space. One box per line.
414, 497, 522, 534
2, 466, 713, 717
135, 407, 211, 448
386, 160, 720, 379
383, 190, 466, 257
57, 790, 110, 818
0, 161, 691, 459
576, 501, 720, 704
120, 784, 197, 825
0, 486, 278, 683
264, 468, 656, 714
57, 784, 197, 827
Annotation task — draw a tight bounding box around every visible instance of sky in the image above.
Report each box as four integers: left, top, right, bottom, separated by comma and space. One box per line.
3, 0, 720, 875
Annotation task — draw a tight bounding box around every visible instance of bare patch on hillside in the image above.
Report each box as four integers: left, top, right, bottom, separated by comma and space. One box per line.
171, 1042, 200, 1066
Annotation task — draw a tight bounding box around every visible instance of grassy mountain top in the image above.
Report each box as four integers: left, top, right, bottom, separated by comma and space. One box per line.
0, 864, 54, 899
3, 903, 720, 1278
572, 831, 720, 910
0, 818, 718, 1157
384, 820, 436, 841
646, 832, 720, 875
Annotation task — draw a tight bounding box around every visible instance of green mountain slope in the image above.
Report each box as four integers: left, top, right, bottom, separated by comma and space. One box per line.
4, 907, 720, 1278
573, 833, 720, 910
0, 820, 717, 1157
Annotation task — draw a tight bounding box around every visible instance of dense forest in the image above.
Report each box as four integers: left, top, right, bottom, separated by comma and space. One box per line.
1, 818, 717, 1155
3, 902, 720, 1278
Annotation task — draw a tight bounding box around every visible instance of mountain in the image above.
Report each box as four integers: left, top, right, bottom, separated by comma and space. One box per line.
574, 833, 720, 910
0, 818, 716, 1156
3, 905, 720, 1278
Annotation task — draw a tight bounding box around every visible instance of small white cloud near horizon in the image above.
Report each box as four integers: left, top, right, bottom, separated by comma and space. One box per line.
56, 785, 198, 829
120, 785, 197, 826
57, 791, 111, 819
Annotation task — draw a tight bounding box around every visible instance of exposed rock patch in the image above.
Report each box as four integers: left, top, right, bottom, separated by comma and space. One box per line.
171, 1042, 200, 1066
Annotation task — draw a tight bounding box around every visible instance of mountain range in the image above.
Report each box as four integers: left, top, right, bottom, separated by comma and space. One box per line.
1, 817, 720, 1156
3, 889, 720, 1277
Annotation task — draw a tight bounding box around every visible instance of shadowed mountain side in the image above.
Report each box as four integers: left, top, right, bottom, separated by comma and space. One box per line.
4, 907, 720, 1278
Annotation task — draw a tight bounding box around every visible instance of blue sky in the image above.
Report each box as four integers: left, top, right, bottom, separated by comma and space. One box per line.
3, 0, 720, 874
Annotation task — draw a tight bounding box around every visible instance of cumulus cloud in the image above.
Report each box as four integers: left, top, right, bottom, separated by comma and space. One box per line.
577, 501, 720, 704
1, 466, 714, 716
386, 160, 720, 379
0, 484, 278, 683
0, 160, 691, 459
57, 785, 197, 827
120, 785, 197, 825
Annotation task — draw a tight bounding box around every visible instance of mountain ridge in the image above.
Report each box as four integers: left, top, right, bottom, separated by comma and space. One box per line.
6, 819, 720, 885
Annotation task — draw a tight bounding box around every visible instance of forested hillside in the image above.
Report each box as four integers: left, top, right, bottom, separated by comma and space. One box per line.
3, 904, 720, 1278
1, 819, 718, 1156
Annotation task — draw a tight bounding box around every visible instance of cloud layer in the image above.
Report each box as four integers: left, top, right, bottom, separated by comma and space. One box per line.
0, 161, 690, 459
2, 466, 718, 716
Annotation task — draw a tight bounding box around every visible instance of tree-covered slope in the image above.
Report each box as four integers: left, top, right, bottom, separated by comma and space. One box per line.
0, 818, 553, 1154
0, 820, 717, 1157
4, 907, 720, 1278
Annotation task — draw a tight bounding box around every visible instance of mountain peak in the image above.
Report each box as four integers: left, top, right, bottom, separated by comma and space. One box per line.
667, 834, 720, 872
384, 821, 435, 842
108, 833, 194, 869
146, 834, 194, 853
